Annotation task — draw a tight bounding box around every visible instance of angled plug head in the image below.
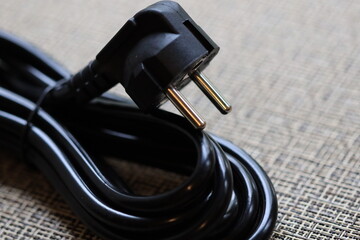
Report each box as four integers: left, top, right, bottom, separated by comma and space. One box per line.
94, 1, 231, 129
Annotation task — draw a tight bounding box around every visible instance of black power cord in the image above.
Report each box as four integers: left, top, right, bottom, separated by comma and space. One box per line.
0, 1, 277, 239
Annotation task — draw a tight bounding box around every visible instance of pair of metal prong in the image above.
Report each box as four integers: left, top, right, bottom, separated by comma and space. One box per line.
165, 71, 231, 130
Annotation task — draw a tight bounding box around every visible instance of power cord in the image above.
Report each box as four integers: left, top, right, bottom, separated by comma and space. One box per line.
0, 1, 277, 239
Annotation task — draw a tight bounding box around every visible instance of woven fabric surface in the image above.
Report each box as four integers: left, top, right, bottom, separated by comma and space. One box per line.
0, 0, 359, 239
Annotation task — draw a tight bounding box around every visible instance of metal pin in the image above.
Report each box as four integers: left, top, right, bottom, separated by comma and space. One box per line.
190, 71, 232, 114
166, 87, 206, 130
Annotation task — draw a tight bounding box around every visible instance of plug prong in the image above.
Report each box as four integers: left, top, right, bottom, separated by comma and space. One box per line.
190, 71, 232, 114
166, 87, 206, 130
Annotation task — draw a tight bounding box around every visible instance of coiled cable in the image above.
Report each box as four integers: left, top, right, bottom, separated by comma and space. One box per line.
0, 31, 277, 240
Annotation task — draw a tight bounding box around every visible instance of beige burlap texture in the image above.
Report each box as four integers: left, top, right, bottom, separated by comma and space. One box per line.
0, 0, 359, 239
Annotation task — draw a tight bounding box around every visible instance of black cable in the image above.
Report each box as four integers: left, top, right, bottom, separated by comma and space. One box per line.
0, 2, 277, 240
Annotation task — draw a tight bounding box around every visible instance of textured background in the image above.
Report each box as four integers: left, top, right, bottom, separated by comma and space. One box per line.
1, 0, 360, 239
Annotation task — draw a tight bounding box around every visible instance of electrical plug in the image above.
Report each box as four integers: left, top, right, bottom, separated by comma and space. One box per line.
56, 1, 231, 129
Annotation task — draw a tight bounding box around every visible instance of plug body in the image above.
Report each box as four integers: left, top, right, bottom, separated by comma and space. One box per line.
95, 1, 219, 111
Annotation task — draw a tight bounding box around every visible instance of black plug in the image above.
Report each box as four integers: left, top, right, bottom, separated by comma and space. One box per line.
55, 1, 231, 129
